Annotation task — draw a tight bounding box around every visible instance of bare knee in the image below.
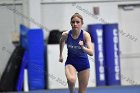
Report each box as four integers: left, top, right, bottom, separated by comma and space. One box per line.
67, 76, 76, 85
78, 79, 88, 93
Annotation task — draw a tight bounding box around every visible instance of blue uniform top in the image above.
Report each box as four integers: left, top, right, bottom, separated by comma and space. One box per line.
67, 30, 88, 58
65, 30, 90, 72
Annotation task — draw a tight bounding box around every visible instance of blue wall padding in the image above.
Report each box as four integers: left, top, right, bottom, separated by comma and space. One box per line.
20, 24, 29, 49
88, 24, 106, 86
103, 24, 121, 85
27, 29, 45, 90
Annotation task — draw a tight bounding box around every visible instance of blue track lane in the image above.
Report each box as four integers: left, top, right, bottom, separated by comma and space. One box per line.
9, 85, 140, 93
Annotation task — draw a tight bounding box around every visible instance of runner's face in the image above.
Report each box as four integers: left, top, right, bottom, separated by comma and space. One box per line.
71, 17, 83, 31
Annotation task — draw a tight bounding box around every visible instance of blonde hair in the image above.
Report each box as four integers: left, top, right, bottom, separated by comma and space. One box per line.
71, 13, 83, 24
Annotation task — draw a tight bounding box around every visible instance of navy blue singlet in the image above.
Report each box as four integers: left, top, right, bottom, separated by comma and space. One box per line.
65, 30, 90, 72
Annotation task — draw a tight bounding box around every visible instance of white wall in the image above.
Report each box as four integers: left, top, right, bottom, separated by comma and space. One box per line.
42, 0, 140, 3
41, 1, 140, 39
41, 2, 118, 41
0, 4, 23, 79
41, 2, 119, 30
118, 4, 140, 86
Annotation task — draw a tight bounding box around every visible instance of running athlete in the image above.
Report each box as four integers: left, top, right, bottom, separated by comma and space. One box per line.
59, 13, 93, 93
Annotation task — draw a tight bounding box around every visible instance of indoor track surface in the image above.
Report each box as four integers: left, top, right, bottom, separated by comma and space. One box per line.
8, 85, 140, 93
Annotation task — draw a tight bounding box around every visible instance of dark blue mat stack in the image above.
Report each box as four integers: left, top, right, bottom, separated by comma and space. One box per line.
16, 24, 46, 91
103, 24, 121, 85
27, 29, 45, 90
16, 24, 29, 91
88, 24, 106, 86
88, 23, 121, 86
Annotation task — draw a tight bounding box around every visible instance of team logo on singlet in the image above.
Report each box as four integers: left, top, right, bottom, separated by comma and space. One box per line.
67, 45, 81, 49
